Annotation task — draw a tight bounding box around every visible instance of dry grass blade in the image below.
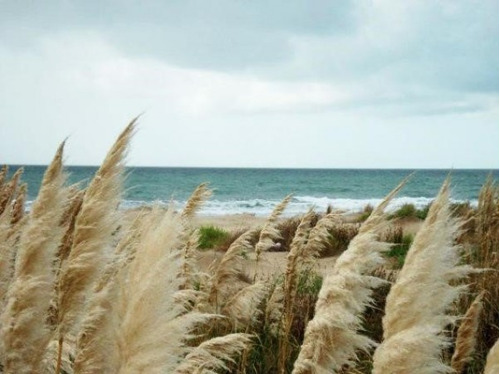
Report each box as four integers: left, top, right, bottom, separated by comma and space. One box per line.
55, 120, 136, 374
181, 183, 212, 221
292, 179, 404, 374
283, 209, 317, 311
483, 340, 499, 374
208, 229, 256, 309
222, 282, 268, 329
279, 209, 317, 373
451, 292, 484, 373
180, 229, 201, 289
255, 194, 293, 260
372, 178, 473, 374
10, 183, 27, 225
0, 167, 23, 216
174, 333, 253, 374
0, 142, 67, 373
56, 189, 85, 266
57, 120, 136, 337
303, 212, 341, 262
473, 177, 499, 359
117, 206, 210, 373
0, 165, 8, 188
73, 255, 128, 374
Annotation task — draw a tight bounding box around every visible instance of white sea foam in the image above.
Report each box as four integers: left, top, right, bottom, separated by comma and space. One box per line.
114, 196, 478, 217
24, 195, 478, 217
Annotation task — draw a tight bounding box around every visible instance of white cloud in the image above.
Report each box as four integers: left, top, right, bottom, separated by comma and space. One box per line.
0, 1, 497, 168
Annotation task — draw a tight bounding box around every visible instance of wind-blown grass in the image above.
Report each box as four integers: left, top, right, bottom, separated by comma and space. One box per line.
0, 120, 496, 374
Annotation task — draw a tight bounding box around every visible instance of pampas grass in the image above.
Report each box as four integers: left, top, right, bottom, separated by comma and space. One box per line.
255, 194, 292, 261
292, 178, 406, 374
116, 207, 209, 373
0, 121, 496, 374
451, 292, 484, 373
222, 282, 269, 329
72, 254, 127, 374
182, 183, 212, 222
55, 119, 136, 372
483, 340, 499, 374
174, 333, 253, 374
0, 142, 67, 373
0, 166, 8, 188
10, 183, 26, 225
279, 209, 316, 373
372, 179, 472, 374
208, 229, 256, 310
0, 168, 23, 216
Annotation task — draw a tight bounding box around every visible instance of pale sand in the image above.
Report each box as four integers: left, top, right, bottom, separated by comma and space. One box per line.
192, 213, 423, 236
121, 209, 423, 278
192, 213, 423, 278
195, 249, 338, 280
192, 214, 266, 231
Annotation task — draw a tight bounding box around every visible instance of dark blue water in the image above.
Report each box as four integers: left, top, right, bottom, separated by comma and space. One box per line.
6, 166, 498, 216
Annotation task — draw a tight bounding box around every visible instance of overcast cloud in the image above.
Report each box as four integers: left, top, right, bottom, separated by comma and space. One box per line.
0, 0, 498, 168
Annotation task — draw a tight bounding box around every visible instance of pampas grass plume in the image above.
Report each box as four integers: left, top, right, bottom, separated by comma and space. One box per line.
372, 179, 472, 374
174, 333, 253, 374
0, 142, 66, 373
255, 194, 292, 260
292, 178, 406, 374
451, 292, 484, 373
484, 340, 499, 374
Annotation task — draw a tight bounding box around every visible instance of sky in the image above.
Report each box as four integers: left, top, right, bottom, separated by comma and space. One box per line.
0, 0, 498, 169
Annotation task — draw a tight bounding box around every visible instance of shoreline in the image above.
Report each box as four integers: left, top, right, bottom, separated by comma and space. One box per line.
122, 206, 424, 236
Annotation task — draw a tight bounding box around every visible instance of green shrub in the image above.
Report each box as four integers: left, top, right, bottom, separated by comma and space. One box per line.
198, 225, 230, 249
324, 224, 359, 256
356, 204, 374, 223
415, 204, 430, 220
386, 233, 414, 268
390, 203, 429, 220
392, 203, 417, 218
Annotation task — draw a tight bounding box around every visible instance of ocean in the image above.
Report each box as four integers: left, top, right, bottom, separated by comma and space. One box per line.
8, 166, 499, 216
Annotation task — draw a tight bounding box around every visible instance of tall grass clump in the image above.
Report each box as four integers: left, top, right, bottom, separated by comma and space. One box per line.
198, 225, 230, 249
0, 143, 67, 373
255, 194, 292, 260
451, 292, 484, 374
0, 119, 496, 374
483, 340, 499, 374
472, 178, 499, 360
292, 178, 407, 374
55, 119, 136, 372
372, 179, 473, 374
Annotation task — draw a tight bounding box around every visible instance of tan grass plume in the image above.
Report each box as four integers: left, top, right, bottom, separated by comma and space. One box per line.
279, 209, 317, 373
0, 142, 67, 373
255, 194, 293, 261
0, 165, 8, 188
181, 183, 212, 221
208, 229, 256, 310
372, 179, 473, 374
292, 178, 407, 374
174, 333, 253, 374
116, 206, 210, 373
451, 292, 484, 373
0, 167, 23, 216
483, 339, 499, 374
55, 120, 136, 372
10, 183, 27, 225
56, 120, 135, 336
222, 281, 269, 330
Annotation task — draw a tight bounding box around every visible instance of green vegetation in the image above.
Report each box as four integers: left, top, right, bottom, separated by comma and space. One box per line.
390, 203, 430, 220
356, 204, 374, 223
198, 225, 230, 249
387, 233, 414, 268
